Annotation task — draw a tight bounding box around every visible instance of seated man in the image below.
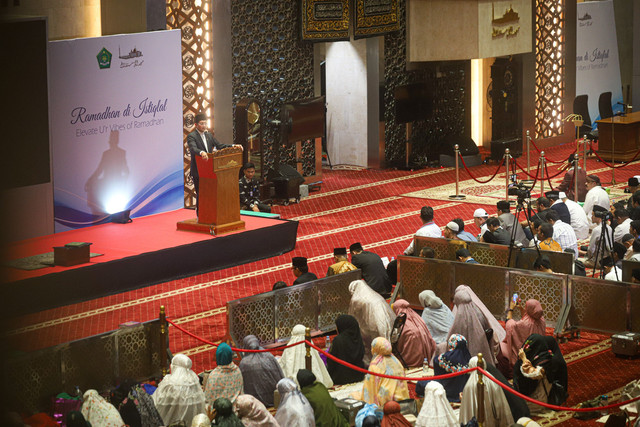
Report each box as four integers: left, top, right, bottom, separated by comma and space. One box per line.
452, 218, 478, 242
580, 205, 613, 268
291, 257, 317, 285
625, 176, 639, 210
443, 221, 460, 240
602, 256, 622, 281
544, 210, 578, 257
404, 206, 442, 255
613, 207, 632, 243
326, 247, 357, 276
544, 191, 571, 225
239, 162, 271, 213
497, 200, 529, 246
473, 208, 489, 240
455, 247, 479, 264
533, 256, 553, 273
272, 281, 288, 291
419, 246, 436, 258
537, 223, 562, 252
556, 154, 586, 201
560, 192, 589, 240
349, 242, 392, 295
481, 217, 511, 245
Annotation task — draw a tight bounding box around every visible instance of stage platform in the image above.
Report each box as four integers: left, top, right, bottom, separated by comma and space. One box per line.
1, 209, 298, 318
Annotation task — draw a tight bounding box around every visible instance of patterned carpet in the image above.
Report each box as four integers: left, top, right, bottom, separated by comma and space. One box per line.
4, 142, 640, 425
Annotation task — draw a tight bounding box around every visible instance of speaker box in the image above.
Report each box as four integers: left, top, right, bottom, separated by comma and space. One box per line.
268, 164, 305, 202
439, 135, 480, 156
491, 137, 522, 161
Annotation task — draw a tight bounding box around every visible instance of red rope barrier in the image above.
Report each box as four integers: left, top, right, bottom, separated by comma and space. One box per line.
513, 160, 540, 181
529, 138, 575, 164
544, 162, 567, 180
592, 147, 640, 168
477, 367, 640, 413
167, 319, 640, 413
459, 155, 504, 184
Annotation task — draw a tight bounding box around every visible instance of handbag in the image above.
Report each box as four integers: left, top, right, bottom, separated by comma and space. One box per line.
604, 411, 629, 427
573, 395, 606, 420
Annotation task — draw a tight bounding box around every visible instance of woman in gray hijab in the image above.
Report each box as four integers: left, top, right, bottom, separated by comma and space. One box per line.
419, 290, 454, 345
238, 335, 285, 407
275, 378, 316, 427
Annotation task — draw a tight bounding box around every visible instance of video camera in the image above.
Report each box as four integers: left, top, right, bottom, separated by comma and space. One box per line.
593, 209, 613, 221
508, 182, 532, 201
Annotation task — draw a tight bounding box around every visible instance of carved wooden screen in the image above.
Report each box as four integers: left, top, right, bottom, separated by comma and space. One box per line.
535, 0, 565, 139
166, 0, 213, 208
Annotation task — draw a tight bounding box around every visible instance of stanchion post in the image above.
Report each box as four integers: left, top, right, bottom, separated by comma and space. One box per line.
573, 154, 579, 204
540, 152, 546, 196
477, 353, 485, 427
449, 144, 466, 200
504, 148, 511, 202
305, 327, 312, 371
526, 130, 531, 175
159, 305, 168, 377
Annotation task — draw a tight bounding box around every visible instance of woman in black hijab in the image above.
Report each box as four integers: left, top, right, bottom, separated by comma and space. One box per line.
327, 314, 366, 385
513, 334, 568, 413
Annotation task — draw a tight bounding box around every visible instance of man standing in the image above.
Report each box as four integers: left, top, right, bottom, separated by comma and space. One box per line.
583, 175, 610, 225
349, 242, 392, 295
404, 206, 442, 255
326, 247, 357, 276
496, 200, 529, 246
292, 257, 317, 285
187, 113, 243, 212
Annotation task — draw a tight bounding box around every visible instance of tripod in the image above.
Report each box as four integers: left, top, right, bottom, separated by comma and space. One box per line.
506, 190, 542, 267
590, 215, 615, 279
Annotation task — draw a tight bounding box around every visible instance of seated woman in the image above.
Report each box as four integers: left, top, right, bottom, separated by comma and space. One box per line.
419, 290, 454, 345
416, 334, 471, 402
392, 298, 437, 367
81, 389, 126, 427
212, 397, 244, 426
449, 285, 505, 366
380, 401, 412, 427
274, 378, 315, 427
297, 369, 349, 427
239, 334, 284, 407
360, 337, 410, 406
513, 334, 568, 414
348, 280, 396, 364
204, 343, 244, 405
327, 314, 366, 385
191, 414, 213, 427
459, 356, 514, 426
234, 394, 279, 427
279, 324, 333, 388
415, 381, 457, 427
497, 299, 546, 379
153, 353, 206, 426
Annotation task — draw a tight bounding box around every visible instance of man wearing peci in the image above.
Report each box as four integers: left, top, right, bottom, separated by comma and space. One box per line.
187, 112, 243, 212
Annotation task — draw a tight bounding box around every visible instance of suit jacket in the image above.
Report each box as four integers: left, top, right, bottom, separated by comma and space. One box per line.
498, 212, 529, 247
550, 202, 572, 225
293, 272, 317, 286
186, 129, 231, 178
351, 251, 392, 294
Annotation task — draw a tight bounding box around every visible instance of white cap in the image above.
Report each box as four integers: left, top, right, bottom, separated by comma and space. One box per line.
446, 221, 459, 232
473, 208, 488, 218
558, 191, 567, 199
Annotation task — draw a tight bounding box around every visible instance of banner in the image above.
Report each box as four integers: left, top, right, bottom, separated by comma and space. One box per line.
576, 1, 624, 126
49, 30, 183, 232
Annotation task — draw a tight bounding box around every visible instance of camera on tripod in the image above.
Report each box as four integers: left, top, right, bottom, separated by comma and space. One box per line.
593, 209, 613, 221
508, 182, 531, 201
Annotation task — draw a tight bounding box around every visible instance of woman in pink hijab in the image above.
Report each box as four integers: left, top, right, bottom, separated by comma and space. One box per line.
392, 299, 436, 367
497, 298, 546, 378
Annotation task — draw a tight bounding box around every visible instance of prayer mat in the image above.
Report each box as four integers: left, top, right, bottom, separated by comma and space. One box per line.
4, 252, 103, 271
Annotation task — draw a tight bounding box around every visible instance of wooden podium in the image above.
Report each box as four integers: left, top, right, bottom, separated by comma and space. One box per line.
596, 111, 640, 162
177, 146, 245, 235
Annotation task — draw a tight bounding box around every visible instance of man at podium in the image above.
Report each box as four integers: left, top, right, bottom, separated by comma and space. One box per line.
187, 112, 243, 211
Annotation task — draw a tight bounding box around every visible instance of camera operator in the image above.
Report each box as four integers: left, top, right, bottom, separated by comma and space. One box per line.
580, 205, 613, 268
496, 200, 529, 247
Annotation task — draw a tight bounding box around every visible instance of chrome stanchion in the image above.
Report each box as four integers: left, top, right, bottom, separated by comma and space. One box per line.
477, 353, 485, 427
504, 148, 511, 202
574, 154, 579, 203
449, 144, 466, 200
540, 152, 546, 196
526, 130, 531, 175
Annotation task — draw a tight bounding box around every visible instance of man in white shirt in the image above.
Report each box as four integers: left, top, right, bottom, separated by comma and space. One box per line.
581, 205, 613, 267
545, 209, 579, 257
603, 256, 622, 281
583, 175, 610, 227
404, 206, 442, 255
559, 192, 589, 240
613, 208, 632, 244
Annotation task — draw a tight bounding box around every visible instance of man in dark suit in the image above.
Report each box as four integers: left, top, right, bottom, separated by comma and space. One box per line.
292, 257, 317, 286
187, 112, 242, 211
349, 242, 392, 295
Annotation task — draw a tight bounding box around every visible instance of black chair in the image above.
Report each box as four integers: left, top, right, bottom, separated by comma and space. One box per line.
573, 94, 594, 138
390, 312, 408, 368
598, 91, 614, 120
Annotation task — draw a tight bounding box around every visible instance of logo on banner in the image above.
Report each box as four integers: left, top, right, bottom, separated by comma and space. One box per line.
119, 46, 144, 69
96, 47, 112, 69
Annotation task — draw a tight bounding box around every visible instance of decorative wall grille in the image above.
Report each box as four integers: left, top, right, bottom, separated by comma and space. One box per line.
167, 0, 213, 208
534, 0, 565, 139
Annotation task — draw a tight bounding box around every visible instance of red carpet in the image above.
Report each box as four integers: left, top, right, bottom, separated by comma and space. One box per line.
4, 141, 640, 425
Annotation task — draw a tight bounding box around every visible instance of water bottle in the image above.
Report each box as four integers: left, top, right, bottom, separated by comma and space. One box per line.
325, 335, 331, 351
422, 358, 429, 376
